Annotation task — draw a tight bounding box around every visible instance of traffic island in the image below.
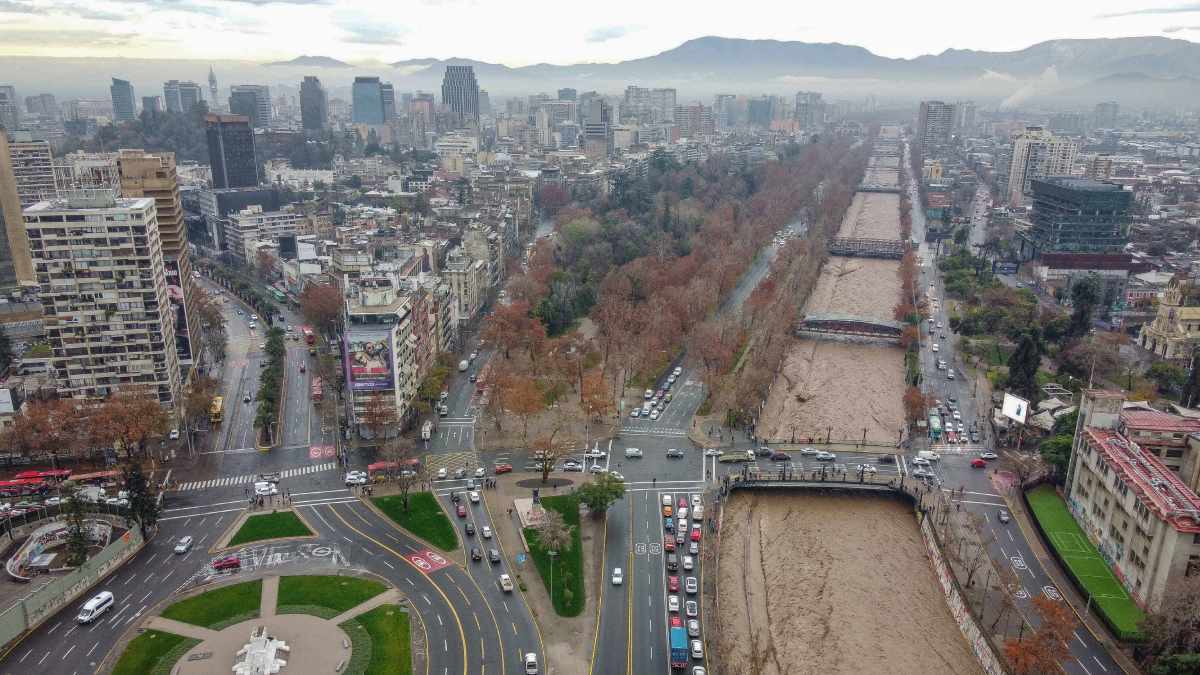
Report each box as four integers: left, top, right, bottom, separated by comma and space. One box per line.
111, 629, 201, 675
368, 491, 460, 553
213, 508, 317, 551
521, 494, 585, 617
276, 574, 387, 619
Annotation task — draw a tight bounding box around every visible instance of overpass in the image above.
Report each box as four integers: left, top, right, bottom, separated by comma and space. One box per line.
828, 237, 908, 259
858, 183, 903, 194
796, 313, 903, 342
723, 468, 928, 502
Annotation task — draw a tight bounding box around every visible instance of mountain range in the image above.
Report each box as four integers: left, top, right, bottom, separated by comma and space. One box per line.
2, 35, 1198, 108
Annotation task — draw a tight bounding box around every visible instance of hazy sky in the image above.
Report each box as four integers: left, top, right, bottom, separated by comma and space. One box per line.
0, 0, 1196, 63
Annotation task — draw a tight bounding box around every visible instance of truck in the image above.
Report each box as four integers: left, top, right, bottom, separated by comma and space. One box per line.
458, 359, 469, 372
422, 420, 433, 441
669, 626, 688, 669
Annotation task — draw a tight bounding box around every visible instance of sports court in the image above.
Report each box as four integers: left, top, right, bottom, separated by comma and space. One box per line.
1026, 485, 1145, 639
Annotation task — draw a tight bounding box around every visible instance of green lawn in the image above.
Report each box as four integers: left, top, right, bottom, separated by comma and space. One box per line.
160, 579, 262, 629
1026, 484, 1146, 640
523, 494, 584, 617
111, 630, 200, 675
340, 604, 413, 675
228, 510, 313, 546
276, 575, 387, 619
371, 492, 459, 551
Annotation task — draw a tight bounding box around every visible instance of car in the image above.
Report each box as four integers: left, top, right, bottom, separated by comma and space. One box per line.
174, 536, 194, 554
970, 431, 981, 443
970, 458, 987, 468
494, 463, 513, 474
755, 446, 773, 457
649, 410, 659, 420
663, 505, 674, 517
682, 555, 694, 571
856, 464, 877, 474
688, 620, 702, 641
168, 428, 180, 441
997, 509, 1012, 524
664, 517, 674, 531
931, 343, 939, 352
936, 321, 943, 328
456, 504, 467, 517
455, 468, 468, 479
499, 574, 514, 592
815, 451, 836, 461
674, 366, 683, 376
524, 652, 538, 674
624, 447, 643, 458
630, 409, 640, 418
677, 507, 688, 520
664, 538, 676, 552
685, 577, 698, 594
769, 451, 791, 461
254, 482, 279, 497
689, 541, 699, 555
612, 567, 623, 585
670, 615, 683, 629
562, 460, 583, 472
258, 472, 281, 484
912, 457, 931, 466
345, 471, 368, 486
798, 446, 818, 456
685, 600, 698, 618
662, 494, 674, 506
249, 314, 258, 321
471, 547, 483, 561
436, 468, 448, 479
213, 555, 241, 571
946, 431, 957, 443
644, 389, 654, 399
952, 411, 962, 421
666, 448, 684, 458
676, 529, 686, 544
668, 595, 680, 612
690, 525, 702, 542
588, 464, 605, 474
469, 351, 479, 362
956, 422, 965, 432
668, 575, 680, 592
44, 497, 62, 506
469, 490, 480, 503
485, 548, 500, 564
465, 522, 476, 537
76, 591, 115, 624
243, 393, 252, 403
878, 454, 895, 464
980, 451, 998, 460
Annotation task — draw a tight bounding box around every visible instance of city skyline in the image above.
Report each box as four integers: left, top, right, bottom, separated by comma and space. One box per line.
0, 0, 1196, 64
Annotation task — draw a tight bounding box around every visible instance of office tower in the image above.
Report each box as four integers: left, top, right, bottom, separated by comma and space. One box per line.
163, 80, 203, 114
441, 66, 480, 124
352, 77, 385, 125
1085, 154, 1114, 181
673, 104, 714, 137
205, 113, 259, 189
117, 149, 199, 362
747, 96, 774, 127
23, 93, 57, 119
917, 100, 955, 149
1029, 177, 1131, 254
142, 96, 162, 114
793, 91, 824, 128
5, 134, 54, 207
0, 133, 34, 289
648, 88, 676, 122
0, 86, 20, 131
478, 90, 490, 117
954, 100, 976, 131
557, 88, 577, 101
713, 94, 737, 130
110, 78, 136, 123
1094, 101, 1119, 129
24, 191, 181, 404
1007, 126, 1079, 207
228, 85, 271, 128
208, 67, 219, 111
380, 83, 396, 120
299, 76, 328, 132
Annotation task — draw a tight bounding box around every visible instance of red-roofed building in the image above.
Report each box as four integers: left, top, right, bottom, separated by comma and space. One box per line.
1118, 408, 1200, 491
1066, 390, 1200, 611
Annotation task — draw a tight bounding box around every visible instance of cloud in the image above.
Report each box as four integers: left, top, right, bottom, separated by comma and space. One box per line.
335, 16, 406, 45
1097, 3, 1200, 18
0, 0, 43, 13
1163, 24, 1200, 31
587, 25, 636, 43
62, 6, 127, 21
0, 28, 137, 46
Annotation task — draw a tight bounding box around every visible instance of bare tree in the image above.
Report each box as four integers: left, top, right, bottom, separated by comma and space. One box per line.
533, 509, 573, 554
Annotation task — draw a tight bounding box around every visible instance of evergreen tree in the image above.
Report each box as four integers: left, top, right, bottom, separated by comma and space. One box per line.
1006, 328, 1043, 405
1181, 345, 1200, 409
1068, 275, 1103, 338
122, 462, 159, 537
0, 326, 13, 373
64, 489, 89, 567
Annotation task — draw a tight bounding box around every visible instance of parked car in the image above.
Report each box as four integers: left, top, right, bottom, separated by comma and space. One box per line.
687, 618, 701, 638
685, 600, 699, 618
685, 577, 698, 594
668, 595, 680, 613
690, 525, 702, 542
668, 575, 680, 592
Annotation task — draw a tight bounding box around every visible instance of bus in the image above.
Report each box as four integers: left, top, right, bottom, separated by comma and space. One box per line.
210, 396, 224, 424
14, 469, 71, 484
311, 378, 323, 402
302, 326, 315, 346
928, 411, 942, 441
271, 288, 287, 303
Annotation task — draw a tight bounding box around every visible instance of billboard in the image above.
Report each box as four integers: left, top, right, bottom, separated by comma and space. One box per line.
345, 334, 394, 391
1002, 392, 1029, 425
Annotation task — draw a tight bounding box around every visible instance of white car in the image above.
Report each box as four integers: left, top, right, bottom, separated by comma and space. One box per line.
662, 494, 674, 506
649, 410, 659, 421
630, 409, 640, 418
436, 468, 448, 479
169, 428, 180, 440
469, 491, 480, 503
688, 541, 699, 555
474, 467, 486, 478
673, 366, 683, 377
690, 639, 704, 658
584, 448, 606, 458
174, 536, 194, 554
250, 314, 258, 321
499, 574, 514, 592
481, 526, 492, 539
856, 464, 877, 474
798, 447, 818, 456
668, 595, 680, 612
644, 389, 654, 399
690, 494, 701, 508
815, 451, 836, 461
911, 457, 931, 466
345, 471, 368, 486
980, 451, 998, 460
685, 577, 698, 594
685, 600, 698, 617
931, 343, 939, 352
254, 482, 279, 496
703, 449, 722, 457
612, 567, 623, 585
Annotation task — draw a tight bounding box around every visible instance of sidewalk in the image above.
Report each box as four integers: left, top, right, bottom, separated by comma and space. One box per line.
997, 477, 1141, 675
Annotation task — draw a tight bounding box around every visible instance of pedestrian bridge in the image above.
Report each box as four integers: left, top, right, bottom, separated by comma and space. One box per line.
796, 313, 904, 342
828, 237, 907, 259
858, 183, 902, 194
723, 470, 926, 502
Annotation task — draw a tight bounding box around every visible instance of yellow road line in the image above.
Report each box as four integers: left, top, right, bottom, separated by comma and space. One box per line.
627, 496, 634, 675
480, 484, 546, 664
588, 511, 609, 675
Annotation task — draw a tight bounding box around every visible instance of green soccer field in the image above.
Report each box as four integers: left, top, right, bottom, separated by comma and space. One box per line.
1026, 485, 1146, 640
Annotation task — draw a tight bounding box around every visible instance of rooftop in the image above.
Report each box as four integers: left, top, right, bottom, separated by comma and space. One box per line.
1120, 408, 1200, 434
1039, 176, 1126, 193
1084, 427, 1200, 533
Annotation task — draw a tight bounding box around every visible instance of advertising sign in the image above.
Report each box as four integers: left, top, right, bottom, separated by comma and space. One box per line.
345, 334, 393, 391
1002, 392, 1029, 425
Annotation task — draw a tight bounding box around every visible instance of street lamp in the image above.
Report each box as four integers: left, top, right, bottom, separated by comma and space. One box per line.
548, 550, 558, 603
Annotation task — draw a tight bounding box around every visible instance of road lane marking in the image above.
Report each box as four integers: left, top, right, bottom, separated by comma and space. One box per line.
46, 621, 60, 634
19, 649, 30, 662
61, 644, 75, 660
1093, 656, 1107, 671
86, 642, 99, 657
38, 651, 49, 665
64, 625, 77, 638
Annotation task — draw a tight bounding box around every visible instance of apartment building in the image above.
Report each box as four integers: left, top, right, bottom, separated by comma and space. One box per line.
344, 276, 416, 438
24, 192, 181, 405
5, 134, 55, 207
443, 246, 486, 324
1007, 126, 1079, 207
226, 205, 306, 264
1066, 390, 1200, 612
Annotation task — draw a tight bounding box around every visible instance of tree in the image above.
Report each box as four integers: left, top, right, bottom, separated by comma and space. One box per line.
299, 283, 343, 335
3, 398, 86, 460
902, 387, 929, 426
192, 285, 228, 363
380, 437, 423, 509
1006, 329, 1042, 406
531, 424, 575, 483
122, 461, 159, 537
1151, 654, 1200, 675
1182, 346, 1200, 409
180, 375, 218, 454
63, 487, 89, 567
1148, 361, 1188, 394
255, 249, 276, 280
575, 472, 625, 517
361, 392, 399, 440
506, 376, 544, 444
1068, 275, 1103, 338
533, 509, 573, 556
580, 370, 613, 422
90, 387, 170, 460
1140, 575, 1200, 672
1003, 595, 1076, 674
1039, 435, 1073, 478
0, 325, 14, 373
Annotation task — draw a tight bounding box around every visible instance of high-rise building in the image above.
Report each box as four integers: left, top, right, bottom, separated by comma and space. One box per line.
793, 91, 824, 128
225, 205, 306, 263
299, 76, 328, 132
24, 93, 57, 119
352, 77, 385, 125
24, 191, 181, 404
117, 149, 199, 363
441, 66, 479, 124
163, 80, 203, 114
381, 83, 396, 120
557, 88, 577, 101
205, 113, 259, 189
1085, 154, 1114, 181
0, 133, 34, 289
747, 96, 774, 127
110, 78, 137, 123
1094, 101, 1119, 129
0, 86, 20, 130
1007, 126, 1079, 207
713, 94, 737, 130
954, 100, 976, 131
207, 66, 219, 111
917, 100, 955, 149
478, 90, 490, 117
673, 104, 715, 137
1029, 177, 1131, 254
5, 134, 54, 207
142, 96, 163, 114
228, 85, 271, 128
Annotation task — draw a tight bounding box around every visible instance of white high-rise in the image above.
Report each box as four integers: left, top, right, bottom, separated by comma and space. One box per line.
1007, 126, 1079, 207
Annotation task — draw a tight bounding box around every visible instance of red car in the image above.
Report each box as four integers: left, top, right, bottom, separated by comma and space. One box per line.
946, 431, 956, 443
663, 538, 676, 552
670, 615, 683, 629
970, 458, 987, 468
212, 555, 241, 571
493, 463, 513, 474
668, 575, 680, 592
456, 503, 468, 517
690, 526, 702, 542
677, 497, 687, 509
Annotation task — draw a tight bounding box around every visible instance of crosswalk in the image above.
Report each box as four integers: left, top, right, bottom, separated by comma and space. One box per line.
175, 462, 339, 491
620, 427, 689, 437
